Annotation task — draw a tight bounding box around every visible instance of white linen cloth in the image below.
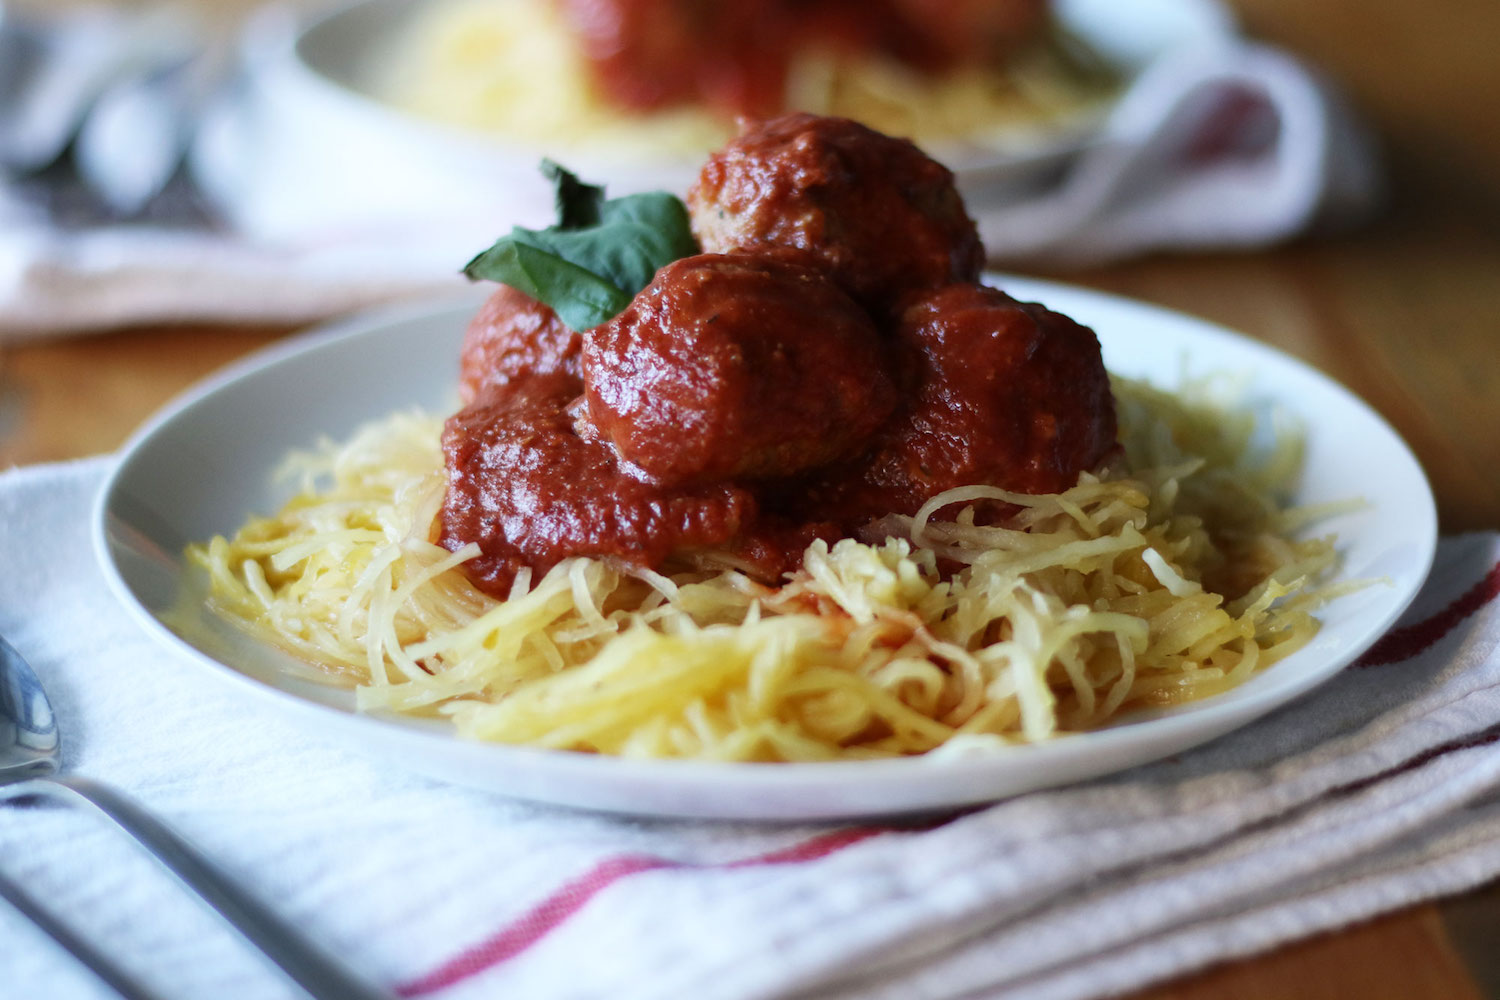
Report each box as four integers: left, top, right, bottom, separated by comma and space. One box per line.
3, 456, 1500, 1000
0, 17, 1379, 339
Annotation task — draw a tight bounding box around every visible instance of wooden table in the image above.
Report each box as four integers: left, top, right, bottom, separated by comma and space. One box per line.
4, 1, 1500, 997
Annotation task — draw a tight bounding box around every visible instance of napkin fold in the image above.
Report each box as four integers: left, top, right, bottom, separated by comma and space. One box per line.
0, 6, 1380, 339
976, 41, 1381, 265
3, 457, 1500, 1000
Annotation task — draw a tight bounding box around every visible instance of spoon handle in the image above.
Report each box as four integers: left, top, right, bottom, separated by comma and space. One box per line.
28, 775, 395, 1000
0, 866, 169, 1000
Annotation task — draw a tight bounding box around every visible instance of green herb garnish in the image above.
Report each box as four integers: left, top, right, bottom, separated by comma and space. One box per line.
463, 160, 698, 331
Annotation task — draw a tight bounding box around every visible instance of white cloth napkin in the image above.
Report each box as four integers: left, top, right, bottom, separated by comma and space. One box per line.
0, 15, 1379, 340
976, 41, 1381, 265
4, 456, 1500, 1000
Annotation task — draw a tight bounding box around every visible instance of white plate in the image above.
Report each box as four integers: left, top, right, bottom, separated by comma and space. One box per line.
199, 0, 1234, 242
94, 277, 1436, 820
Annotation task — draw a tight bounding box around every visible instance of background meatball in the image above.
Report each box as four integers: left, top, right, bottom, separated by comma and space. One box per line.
687, 113, 984, 311
458, 285, 582, 405
885, 0, 1048, 68
583, 251, 897, 488
554, 0, 791, 117
811, 282, 1117, 521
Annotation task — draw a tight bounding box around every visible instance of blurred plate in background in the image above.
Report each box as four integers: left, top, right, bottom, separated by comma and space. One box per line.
194, 0, 1234, 245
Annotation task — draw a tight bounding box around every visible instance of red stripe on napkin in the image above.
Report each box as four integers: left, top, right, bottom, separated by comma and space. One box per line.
1331, 720, 1500, 798
397, 826, 885, 996
1356, 560, 1500, 668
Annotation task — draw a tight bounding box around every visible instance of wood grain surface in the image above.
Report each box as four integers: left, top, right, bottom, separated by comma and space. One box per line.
3, 0, 1499, 997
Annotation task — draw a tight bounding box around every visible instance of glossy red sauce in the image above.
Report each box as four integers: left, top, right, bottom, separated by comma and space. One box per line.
439, 372, 757, 592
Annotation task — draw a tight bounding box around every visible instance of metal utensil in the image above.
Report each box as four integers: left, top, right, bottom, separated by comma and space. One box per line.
0, 634, 395, 1000
0, 867, 166, 1000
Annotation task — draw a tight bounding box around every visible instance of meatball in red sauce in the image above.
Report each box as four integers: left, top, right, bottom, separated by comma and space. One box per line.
458, 285, 582, 405
802, 283, 1117, 522
553, 0, 792, 118
688, 114, 983, 311
885, 0, 1048, 68
439, 372, 756, 596
583, 251, 897, 488
441, 115, 1121, 593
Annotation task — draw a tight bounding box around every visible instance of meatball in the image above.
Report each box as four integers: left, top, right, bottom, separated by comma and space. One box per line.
808, 282, 1117, 521
687, 113, 984, 311
439, 372, 755, 596
582, 251, 897, 488
458, 285, 582, 405
885, 0, 1049, 67
554, 0, 791, 117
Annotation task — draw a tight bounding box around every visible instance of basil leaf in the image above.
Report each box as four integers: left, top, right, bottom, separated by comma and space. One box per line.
463, 162, 699, 331
542, 159, 603, 228
601, 192, 700, 267
466, 239, 633, 332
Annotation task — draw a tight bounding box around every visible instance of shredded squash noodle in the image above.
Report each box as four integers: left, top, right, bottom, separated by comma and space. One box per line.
185, 376, 1350, 761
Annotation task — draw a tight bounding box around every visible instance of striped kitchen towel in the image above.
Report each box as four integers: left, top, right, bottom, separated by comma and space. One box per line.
3, 456, 1498, 1000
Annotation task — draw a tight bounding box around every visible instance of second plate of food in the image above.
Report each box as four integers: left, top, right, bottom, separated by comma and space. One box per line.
201, 0, 1234, 241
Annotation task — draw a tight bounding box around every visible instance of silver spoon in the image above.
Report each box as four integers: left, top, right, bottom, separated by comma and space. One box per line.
0, 633, 395, 1000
